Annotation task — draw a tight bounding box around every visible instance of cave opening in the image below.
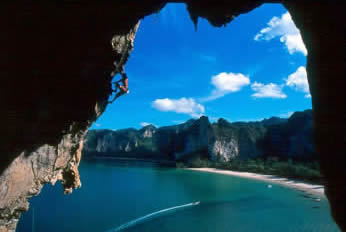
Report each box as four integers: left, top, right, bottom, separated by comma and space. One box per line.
92, 2, 313, 163
0, 1, 345, 231
15, 3, 342, 232
96, 3, 311, 130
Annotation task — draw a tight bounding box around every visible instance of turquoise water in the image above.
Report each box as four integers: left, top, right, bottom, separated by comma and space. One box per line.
17, 160, 340, 232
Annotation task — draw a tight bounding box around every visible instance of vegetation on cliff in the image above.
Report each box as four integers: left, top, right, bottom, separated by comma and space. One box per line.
83, 110, 314, 162
83, 109, 321, 183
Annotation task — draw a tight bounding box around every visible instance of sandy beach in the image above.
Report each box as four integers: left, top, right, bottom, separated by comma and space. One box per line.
188, 168, 325, 197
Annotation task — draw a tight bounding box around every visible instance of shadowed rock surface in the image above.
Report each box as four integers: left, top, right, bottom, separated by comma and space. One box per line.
0, 1, 345, 231
83, 110, 314, 162
263, 110, 315, 159
0, 2, 142, 229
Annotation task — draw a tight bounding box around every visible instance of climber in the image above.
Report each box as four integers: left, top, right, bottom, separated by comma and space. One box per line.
108, 70, 129, 103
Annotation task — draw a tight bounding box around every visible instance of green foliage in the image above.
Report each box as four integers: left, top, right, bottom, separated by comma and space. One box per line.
177, 156, 323, 184
176, 162, 187, 168
226, 157, 322, 183
188, 157, 213, 168
175, 154, 215, 168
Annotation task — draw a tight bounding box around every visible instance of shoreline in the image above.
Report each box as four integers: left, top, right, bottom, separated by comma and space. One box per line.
188, 168, 325, 197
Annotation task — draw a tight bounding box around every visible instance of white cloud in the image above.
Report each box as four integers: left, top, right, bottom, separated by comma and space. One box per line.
212, 72, 250, 92
285, 66, 311, 98
255, 12, 307, 55
202, 72, 250, 102
95, 123, 101, 127
152, 97, 205, 118
251, 82, 287, 99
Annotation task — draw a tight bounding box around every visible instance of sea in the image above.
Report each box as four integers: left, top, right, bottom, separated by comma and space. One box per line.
17, 160, 340, 232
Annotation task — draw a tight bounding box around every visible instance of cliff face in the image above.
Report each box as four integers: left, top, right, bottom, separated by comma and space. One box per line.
83, 110, 315, 162
211, 119, 268, 161
83, 117, 214, 160
0, 6, 140, 230
264, 110, 315, 159
157, 116, 214, 160
0, 131, 84, 230
1, 1, 345, 231
83, 126, 162, 159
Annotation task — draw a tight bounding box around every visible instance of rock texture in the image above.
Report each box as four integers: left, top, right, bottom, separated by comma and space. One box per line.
84, 126, 162, 160
0, 3, 141, 230
282, 3, 346, 229
211, 119, 267, 161
0, 131, 84, 230
0, 1, 345, 231
263, 110, 315, 159
83, 110, 315, 162
83, 117, 212, 161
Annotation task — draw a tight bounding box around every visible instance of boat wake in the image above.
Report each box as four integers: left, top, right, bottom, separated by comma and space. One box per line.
105, 201, 200, 232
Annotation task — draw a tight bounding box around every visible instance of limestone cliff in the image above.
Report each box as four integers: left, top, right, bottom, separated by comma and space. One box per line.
211, 119, 268, 161
83, 117, 214, 161
83, 110, 315, 163
0, 15, 139, 231
83, 126, 162, 159
263, 110, 315, 159
0, 131, 84, 230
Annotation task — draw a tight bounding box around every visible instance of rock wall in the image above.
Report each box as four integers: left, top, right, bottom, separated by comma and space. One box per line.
83, 126, 163, 159
211, 119, 268, 161
0, 1, 345, 231
263, 110, 315, 159
83, 111, 314, 162
0, 2, 142, 230
0, 130, 84, 230
283, 3, 346, 229
83, 117, 214, 160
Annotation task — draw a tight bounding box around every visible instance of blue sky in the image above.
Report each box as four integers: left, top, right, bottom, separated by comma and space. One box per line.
91, 3, 311, 130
